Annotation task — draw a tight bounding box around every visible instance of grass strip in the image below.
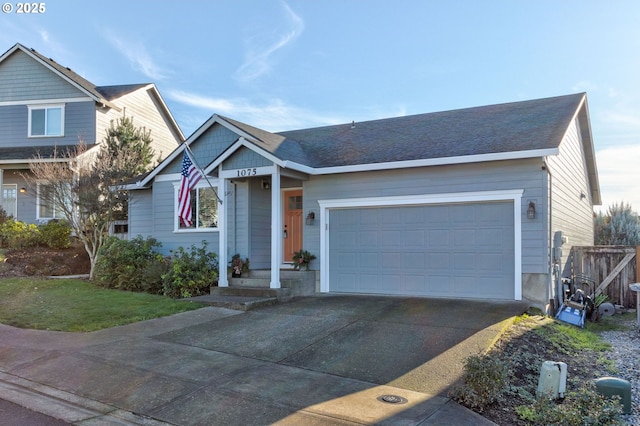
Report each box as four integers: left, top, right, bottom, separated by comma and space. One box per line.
0, 277, 204, 332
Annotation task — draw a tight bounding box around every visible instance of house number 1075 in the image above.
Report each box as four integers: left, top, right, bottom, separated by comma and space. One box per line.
236, 168, 257, 177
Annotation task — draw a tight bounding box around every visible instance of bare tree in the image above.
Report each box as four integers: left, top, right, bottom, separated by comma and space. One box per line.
25, 143, 116, 278
25, 114, 158, 278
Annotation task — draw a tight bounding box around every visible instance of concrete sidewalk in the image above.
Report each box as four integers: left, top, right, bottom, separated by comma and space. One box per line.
0, 295, 527, 425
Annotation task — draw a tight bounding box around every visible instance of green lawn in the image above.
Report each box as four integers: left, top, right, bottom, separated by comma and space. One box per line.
0, 277, 205, 332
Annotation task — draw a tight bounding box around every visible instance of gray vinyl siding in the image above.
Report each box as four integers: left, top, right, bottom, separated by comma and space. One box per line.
134, 123, 240, 257
546, 118, 595, 253
161, 124, 238, 175
303, 159, 548, 274
0, 50, 88, 101
96, 88, 180, 160
248, 178, 272, 268
128, 189, 153, 237
1, 169, 37, 223
223, 146, 273, 170
147, 180, 218, 255
0, 101, 96, 148
228, 181, 249, 259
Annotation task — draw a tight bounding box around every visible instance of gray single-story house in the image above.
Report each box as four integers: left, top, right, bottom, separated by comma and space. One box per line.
126, 92, 600, 312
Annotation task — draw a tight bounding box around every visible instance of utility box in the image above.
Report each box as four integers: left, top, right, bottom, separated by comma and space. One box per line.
595, 377, 632, 414
537, 361, 567, 399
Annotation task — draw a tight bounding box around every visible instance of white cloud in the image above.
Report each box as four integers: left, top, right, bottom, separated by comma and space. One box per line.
168, 90, 344, 131
104, 31, 167, 80
233, 1, 304, 82
594, 144, 640, 213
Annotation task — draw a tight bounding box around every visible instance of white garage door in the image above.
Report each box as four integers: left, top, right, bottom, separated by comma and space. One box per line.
328, 201, 515, 299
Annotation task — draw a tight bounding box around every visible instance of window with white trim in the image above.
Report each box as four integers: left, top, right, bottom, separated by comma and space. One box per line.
37, 184, 68, 220
176, 185, 219, 231
28, 104, 64, 137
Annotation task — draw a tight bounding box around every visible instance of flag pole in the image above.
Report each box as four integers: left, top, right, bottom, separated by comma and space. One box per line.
183, 143, 222, 205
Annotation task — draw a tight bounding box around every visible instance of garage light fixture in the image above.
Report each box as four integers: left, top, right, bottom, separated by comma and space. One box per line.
527, 201, 536, 219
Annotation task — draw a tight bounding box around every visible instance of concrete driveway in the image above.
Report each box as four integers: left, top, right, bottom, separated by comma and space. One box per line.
0, 295, 527, 425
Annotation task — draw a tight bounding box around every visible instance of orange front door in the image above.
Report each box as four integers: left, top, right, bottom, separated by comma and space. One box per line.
283, 189, 303, 262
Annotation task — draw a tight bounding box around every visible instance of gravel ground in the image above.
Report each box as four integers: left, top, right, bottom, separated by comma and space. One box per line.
599, 314, 640, 425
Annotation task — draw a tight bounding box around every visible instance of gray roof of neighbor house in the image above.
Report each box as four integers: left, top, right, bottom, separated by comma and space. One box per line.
94, 84, 151, 101
8, 45, 146, 104
1, 44, 182, 128
0, 145, 88, 162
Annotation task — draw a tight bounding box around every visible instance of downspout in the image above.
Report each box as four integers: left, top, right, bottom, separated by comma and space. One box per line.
543, 158, 559, 314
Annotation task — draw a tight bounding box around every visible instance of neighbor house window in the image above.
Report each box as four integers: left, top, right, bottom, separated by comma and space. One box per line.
177, 186, 219, 231
28, 104, 64, 137
37, 184, 68, 220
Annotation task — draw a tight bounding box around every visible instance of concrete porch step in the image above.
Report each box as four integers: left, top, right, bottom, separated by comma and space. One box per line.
195, 269, 315, 310
185, 294, 278, 311
212, 286, 291, 299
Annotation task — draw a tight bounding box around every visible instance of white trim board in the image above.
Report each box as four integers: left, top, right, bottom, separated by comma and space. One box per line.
317, 189, 524, 300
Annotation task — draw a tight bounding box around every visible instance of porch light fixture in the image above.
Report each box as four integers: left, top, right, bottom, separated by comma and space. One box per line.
527, 201, 536, 220
20, 187, 26, 194
306, 211, 315, 225
261, 180, 270, 190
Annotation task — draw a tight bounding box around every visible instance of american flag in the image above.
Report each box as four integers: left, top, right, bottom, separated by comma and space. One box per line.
178, 149, 203, 227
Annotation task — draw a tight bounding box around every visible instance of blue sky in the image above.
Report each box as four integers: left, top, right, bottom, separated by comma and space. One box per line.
1, 0, 639, 213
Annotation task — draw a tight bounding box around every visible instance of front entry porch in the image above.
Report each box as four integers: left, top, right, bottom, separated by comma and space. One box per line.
217, 160, 309, 292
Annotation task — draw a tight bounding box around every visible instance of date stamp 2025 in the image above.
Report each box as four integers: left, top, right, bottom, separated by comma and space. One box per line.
2, 2, 46, 14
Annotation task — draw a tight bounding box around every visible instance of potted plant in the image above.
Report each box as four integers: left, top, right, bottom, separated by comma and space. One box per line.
230, 254, 249, 277
292, 249, 316, 271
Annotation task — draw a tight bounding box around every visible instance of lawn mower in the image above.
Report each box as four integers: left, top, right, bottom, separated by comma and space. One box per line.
555, 274, 596, 328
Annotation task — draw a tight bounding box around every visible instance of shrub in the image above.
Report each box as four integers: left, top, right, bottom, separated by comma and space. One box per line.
449, 353, 510, 412
94, 236, 167, 294
38, 219, 72, 249
0, 207, 12, 224
516, 383, 623, 425
0, 219, 40, 248
162, 241, 218, 298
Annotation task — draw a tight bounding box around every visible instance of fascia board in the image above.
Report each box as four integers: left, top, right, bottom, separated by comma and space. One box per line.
310, 148, 560, 175
142, 84, 185, 141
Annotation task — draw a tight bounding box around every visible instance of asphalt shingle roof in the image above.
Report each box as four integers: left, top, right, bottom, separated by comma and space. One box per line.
10, 44, 150, 105
272, 93, 585, 168
0, 145, 94, 161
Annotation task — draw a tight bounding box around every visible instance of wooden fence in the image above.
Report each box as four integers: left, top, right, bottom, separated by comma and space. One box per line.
567, 246, 639, 308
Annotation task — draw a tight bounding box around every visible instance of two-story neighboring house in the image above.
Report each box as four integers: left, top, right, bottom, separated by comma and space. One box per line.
0, 43, 184, 223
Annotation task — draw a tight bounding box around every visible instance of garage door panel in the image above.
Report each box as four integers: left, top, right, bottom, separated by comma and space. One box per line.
428, 229, 450, 246
404, 230, 425, 247
381, 208, 402, 224
429, 253, 451, 271
335, 230, 357, 248
358, 252, 379, 268
452, 229, 475, 245
425, 206, 447, 224
452, 253, 476, 271
478, 253, 504, 272
329, 202, 515, 299
380, 230, 402, 247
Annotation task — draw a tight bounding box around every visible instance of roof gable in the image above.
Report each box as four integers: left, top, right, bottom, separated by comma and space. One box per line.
0, 43, 119, 109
